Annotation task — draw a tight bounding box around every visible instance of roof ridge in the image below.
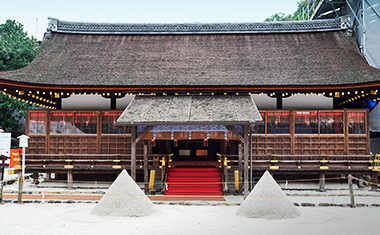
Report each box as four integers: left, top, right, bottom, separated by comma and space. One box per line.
47, 18, 344, 35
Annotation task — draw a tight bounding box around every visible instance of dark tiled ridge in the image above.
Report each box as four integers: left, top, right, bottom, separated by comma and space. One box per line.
56, 19, 341, 34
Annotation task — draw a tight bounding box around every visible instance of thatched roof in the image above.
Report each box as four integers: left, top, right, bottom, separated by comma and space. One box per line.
1, 18, 380, 90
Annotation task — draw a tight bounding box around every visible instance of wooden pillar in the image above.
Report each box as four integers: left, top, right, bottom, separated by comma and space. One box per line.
358, 175, 364, 188
110, 96, 117, 110
143, 141, 149, 194
221, 139, 226, 154
333, 97, 339, 109
33, 172, 39, 184
238, 143, 243, 195
131, 126, 137, 181
243, 125, 249, 196
56, 98, 62, 110
67, 170, 73, 189
0, 159, 4, 204
249, 127, 253, 191
348, 174, 355, 208
17, 171, 23, 204
276, 96, 282, 110
0, 159, 4, 182
319, 171, 326, 191
372, 171, 378, 191
343, 110, 349, 155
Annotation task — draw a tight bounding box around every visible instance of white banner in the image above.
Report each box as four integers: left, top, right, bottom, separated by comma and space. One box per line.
0, 133, 11, 157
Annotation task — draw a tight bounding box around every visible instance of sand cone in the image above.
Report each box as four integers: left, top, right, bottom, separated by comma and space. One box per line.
236, 170, 301, 219
91, 169, 158, 217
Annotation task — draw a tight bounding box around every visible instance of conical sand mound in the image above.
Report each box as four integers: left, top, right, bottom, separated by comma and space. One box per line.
236, 171, 301, 219
91, 169, 158, 217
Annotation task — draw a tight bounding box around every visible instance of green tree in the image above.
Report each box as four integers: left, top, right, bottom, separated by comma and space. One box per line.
0, 20, 38, 137
265, 0, 322, 22
265, 12, 294, 22
0, 20, 39, 71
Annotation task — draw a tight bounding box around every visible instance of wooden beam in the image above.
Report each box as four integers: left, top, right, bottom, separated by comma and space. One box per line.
3, 80, 380, 93
135, 126, 154, 144
226, 125, 244, 142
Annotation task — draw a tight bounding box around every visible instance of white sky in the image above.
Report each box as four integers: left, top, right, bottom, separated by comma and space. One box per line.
1, 0, 299, 40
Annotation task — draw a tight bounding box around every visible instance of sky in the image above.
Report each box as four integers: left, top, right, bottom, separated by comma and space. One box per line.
1, 0, 299, 41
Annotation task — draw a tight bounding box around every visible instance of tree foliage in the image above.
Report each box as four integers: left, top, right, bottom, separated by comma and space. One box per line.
0, 20, 38, 137
264, 12, 294, 22
0, 95, 34, 137
265, 0, 322, 22
0, 20, 39, 71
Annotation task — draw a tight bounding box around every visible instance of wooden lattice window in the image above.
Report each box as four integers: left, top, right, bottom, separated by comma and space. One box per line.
348, 111, 366, 134
50, 112, 74, 134
29, 112, 46, 134
267, 111, 290, 134
320, 111, 343, 134
102, 112, 125, 134
295, 111, 318, 134
74, 112, 97, 134
252, 111, 265, 134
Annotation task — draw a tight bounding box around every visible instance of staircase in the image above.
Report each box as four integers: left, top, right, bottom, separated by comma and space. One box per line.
165, 168, 223, 196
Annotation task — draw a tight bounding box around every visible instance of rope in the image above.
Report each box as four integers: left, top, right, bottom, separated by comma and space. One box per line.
2, 189, 379, 198
351, 176, 380, 187
1, 176, 374, 186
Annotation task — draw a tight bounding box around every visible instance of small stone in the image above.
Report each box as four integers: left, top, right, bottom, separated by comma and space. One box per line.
318, 203, 331, 207
301, 203, 315, 207
356, 203, 368, 207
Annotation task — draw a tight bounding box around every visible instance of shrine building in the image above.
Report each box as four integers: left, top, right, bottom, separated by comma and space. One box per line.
0, 17, 379, 195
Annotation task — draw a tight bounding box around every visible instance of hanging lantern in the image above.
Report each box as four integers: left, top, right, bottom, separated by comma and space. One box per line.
204, 139, 208, 147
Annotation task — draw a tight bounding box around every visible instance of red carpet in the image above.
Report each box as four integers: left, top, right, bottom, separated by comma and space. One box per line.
165, 168, 223, 196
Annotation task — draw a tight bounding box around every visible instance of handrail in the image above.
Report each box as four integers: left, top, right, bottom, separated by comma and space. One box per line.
25, 153, 169, 157
217, 153, 230, 192
160, 153, 173, 192
216, 153, 373, 158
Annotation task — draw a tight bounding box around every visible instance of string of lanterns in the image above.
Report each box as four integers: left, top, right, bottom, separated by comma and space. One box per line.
1, 87, 379, 109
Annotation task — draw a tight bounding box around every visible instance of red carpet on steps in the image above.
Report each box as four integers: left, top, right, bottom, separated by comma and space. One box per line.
165, 168, 223, 196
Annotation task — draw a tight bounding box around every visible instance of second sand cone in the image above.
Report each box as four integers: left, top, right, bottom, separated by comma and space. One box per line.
236, 170, 301, 219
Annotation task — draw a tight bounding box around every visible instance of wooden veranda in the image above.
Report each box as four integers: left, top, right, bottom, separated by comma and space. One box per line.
19, 106, 378, 193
